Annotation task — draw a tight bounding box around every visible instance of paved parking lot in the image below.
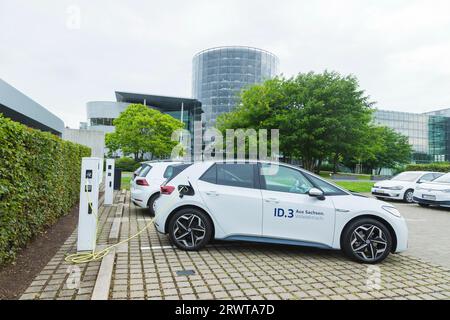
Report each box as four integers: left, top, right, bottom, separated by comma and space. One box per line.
364, 195, 450, 268
20, 191, 450, 300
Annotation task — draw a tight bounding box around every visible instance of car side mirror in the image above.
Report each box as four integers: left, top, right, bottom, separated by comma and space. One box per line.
417, 180, 423, 184
308, 188, 325, 200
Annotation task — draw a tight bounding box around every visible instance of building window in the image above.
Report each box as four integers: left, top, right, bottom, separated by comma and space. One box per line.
90, 118, 115, 126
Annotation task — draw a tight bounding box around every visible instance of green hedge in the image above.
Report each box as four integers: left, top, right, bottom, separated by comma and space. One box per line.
405, 162, 450, 173
114, 157, 141, 172
0, 115, 90, 265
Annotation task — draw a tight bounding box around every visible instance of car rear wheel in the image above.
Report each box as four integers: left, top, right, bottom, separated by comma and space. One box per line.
342, 218, 392, 264
147, 193, 160, 216
403, 189, 414, 203
168, 208, 212, 251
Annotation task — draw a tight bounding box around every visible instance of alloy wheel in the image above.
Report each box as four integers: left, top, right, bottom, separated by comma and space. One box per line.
405, 190, 414, 203
172, 213, 206, 248
350, 224, 388, 262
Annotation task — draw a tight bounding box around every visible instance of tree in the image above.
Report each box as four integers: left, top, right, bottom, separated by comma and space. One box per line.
366, 126, 412, 174
105, 104, 184, 160
217, 71, 374, 172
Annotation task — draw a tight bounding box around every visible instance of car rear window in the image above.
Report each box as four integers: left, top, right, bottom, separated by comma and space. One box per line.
138, 164, 152, 177
134, 166, 143, 176
163, 163, 193, 184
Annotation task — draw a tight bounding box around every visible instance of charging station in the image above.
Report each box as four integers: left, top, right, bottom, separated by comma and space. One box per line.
104, 158, 115, 206
77, 157, 100, 252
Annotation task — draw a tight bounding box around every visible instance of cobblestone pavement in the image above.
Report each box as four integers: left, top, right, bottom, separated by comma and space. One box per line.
20, 191, 450, 300
392, 202, 450, 268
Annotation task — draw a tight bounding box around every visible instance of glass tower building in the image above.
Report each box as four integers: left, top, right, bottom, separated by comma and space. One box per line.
373, 109, 450, 163
192, 46, 279, 128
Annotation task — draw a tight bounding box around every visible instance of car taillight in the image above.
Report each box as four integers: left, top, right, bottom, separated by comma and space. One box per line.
136, 178, 149, 186
160, 185, 175, 195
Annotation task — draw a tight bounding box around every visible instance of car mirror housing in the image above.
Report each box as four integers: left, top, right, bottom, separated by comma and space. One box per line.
308, 188, 325, 200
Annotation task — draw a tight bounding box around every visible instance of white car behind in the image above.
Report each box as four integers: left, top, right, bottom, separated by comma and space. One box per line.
130, 161, 181, 214
413, 173, 450, 207
154, 160, 408, 264
371, 171, 443, 203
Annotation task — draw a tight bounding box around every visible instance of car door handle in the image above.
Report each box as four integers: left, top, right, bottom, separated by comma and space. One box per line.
265, 198, 280, 204
336, 208, 350, 213
206, 191, 219, 196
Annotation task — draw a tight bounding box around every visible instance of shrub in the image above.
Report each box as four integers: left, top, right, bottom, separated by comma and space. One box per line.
405, 162, 450, 173
114, 157, 141, 172
0, 115, 90, 265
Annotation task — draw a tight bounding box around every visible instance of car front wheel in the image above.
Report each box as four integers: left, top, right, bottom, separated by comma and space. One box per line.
342, 218, 393, 264
403, 189, 414, 203
168, 208, 212, 251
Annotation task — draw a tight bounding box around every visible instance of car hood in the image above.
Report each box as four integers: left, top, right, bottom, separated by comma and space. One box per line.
333, 193, 395, 212
417, 181, 450, 191
373, 180, 411, 188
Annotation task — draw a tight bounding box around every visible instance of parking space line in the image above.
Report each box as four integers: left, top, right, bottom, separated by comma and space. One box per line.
141, 245, 174, 250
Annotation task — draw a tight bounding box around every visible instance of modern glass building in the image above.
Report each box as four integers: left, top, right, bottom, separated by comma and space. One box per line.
86, 92, 202, 136
373, 109, 450, 163
192, 46, 279, 128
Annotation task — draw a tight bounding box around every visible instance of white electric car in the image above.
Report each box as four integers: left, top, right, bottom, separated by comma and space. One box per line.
130, 161, 183, 214
371, 171, 443, 203
413, 172, 450, 208
154, 161, 408, 264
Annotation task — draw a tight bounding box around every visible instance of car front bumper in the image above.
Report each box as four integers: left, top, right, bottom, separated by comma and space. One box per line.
371, 188, 404, 200
391, 216, 408, 253
413, 192, 450, 207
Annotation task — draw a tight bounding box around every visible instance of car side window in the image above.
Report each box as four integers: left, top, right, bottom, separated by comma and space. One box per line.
216, 163, 255, 188
433, 173, 443, 180
260, 164, 313, 194
303, 173, 347, 195
419, 173, 435, 182
199, 164, 217, 184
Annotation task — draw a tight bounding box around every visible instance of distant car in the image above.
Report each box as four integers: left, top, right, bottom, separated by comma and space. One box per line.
413, 173, 450, 208
371, 171, 443, 203
131, 161, 182, 214
154, 160, 408, 264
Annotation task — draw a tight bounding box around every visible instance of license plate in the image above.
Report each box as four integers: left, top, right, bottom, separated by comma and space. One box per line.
422, 194, 436, 200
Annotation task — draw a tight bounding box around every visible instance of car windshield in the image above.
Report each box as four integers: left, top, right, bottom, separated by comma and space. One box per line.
391, 172, 422, 182
432, 173, 450, 184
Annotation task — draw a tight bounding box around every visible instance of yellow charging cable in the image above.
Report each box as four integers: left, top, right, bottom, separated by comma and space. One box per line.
65, 179, 177, 264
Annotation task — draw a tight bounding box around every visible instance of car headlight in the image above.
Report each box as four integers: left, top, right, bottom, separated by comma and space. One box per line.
385, 186, 403, 190
382, 206, 401, 217
373, 184, 380, 188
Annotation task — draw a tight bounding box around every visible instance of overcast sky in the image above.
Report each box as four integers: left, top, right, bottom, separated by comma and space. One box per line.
1, 0, 450, 128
